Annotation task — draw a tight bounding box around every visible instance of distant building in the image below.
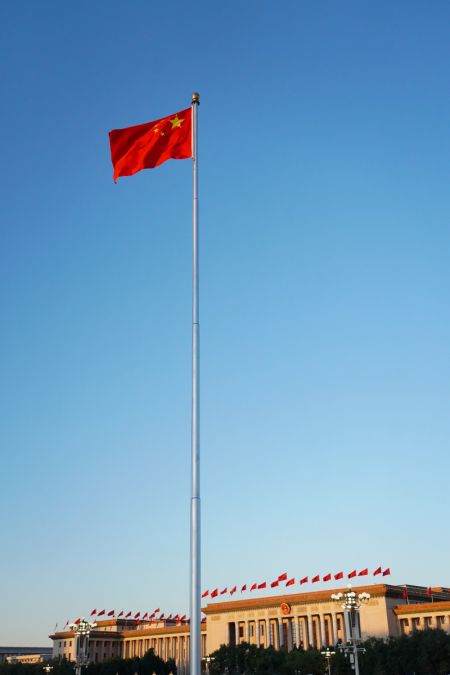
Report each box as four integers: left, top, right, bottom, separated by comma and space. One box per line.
50, 584, 450, 674
0, 647, 52, 664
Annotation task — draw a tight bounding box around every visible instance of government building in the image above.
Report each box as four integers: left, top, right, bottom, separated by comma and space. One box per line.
50, 583, 450, 674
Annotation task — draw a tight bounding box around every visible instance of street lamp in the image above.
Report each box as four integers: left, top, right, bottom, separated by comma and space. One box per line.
69, 618, 97, 675
43, 666, 53, 674
320, 647, 336, 675
331, 586, 370, 675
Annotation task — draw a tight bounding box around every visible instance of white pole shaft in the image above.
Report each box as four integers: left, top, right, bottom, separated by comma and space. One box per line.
190, 92, 201, 675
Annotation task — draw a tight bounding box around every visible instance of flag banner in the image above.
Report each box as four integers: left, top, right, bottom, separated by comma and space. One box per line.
300, 576, 308, 584
348, 570, 357, 578
382, 568, 391, 576
334, 572, 344, 580
107, 610, 114, 617
97, 610, 105, 616
154, 608, 160, 613
278, 573, 288, 581
211, 589, 218, 598
125, 612, 132, 618
250, 583, 257, 591
117, 611, 124, 618
220, 588, 227, 595
271, 580, 279, 588
359, 568, 368, 576
109, 107, 192, 182
323, 573, 332, 582
230, 586, 237, 595
402, 589, 408, 599
312, 575, 320, 583
373, 567, 382, 576
134, 612, 140, 618
90, 609, 97, 616
201, 590, 209, 598
258, 582, 267, 589
241, 584, 247, 592
426, 587, 432, 596
286, 578, 295, 587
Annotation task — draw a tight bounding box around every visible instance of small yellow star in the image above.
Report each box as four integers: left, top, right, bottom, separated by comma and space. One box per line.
170, 115, 184, 129
153, 127, 160, 133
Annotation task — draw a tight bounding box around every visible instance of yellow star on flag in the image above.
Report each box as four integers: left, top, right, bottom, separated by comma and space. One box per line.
170, 114, 184, 129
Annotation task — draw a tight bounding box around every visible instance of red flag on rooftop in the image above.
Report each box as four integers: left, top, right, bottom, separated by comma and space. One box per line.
258, 582, 267, 589
109, 107, 192, 182
167, 614, 172, 620
230, 586, 237, 595
373, 567, 382, 576
250, 583, 257, 591
402, 589, 408, 599
278, 573, 288, 581
382, 568, 391, 576
107, 610, 114, 617
241, 584, 247, 592
180, 615, 186, 621
135, 619, 139, 625
201, 590, 209, 598
74, 618, 81, 625
117, 611, 124, 618
125, 612, 131, 618
134, 612, 140, 619
160, 613, 165, 619
334, 572, 344, 580
426, 587, 432, 596
323, 574, 331, 582
142, 613, 148, 620
90, 609, 97, 616
271, 580, 279, 588
98, 610, 105, 616
154, 608, 160, 613
348, 570, 357, 579
312, 575, 320, 583
359, 568, 368, 577
211, 589, 218, 598
220, 588, 227, 595
300, 576, 308, 585
286, 578, 295, 587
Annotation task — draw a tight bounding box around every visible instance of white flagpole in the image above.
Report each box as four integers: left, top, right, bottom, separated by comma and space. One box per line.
190, 91, 201, 675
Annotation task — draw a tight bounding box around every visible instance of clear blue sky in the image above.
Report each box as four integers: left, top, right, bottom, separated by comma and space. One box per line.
1, 0, 449, 646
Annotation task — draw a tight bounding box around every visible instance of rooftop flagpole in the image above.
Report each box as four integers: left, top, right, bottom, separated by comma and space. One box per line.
190, 91, 201, 675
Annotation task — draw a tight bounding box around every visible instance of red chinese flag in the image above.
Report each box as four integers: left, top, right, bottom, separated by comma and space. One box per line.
382, 568, 391, 577
97, 609, 105, 616
160, 613, 165, 620
300, 576, 308, 585
142, 613, 148, 620
230, 586, 237, 595
348, 570, 357, 579
250, 583, 257, 591
426, 587, 432, 596
211, 589, 218, 598
286, 578, 295, 587
271, 580, 279, 588
154, 608, 160, 613
74, 618, 81, 625
201, 590, 209, 598
323, 574, 331, 582
241, 584, 247, 592
167, 614, 172, 620
90, 609, 97, 616
134, 612, 140, 619
258, 582, 267, 589
334, 572, 344, 580
358, 568, 368, 577
107, 610, 114, 617
117, 611, 124, 618
125, 612, 131, 618
373, 567, 382, 576
220, 588, 227, 595
109, 107, 192, 182
402, 589, 408, 599
278, 573, 288, 582
312, 575, 320, 583
180, 615, 186, 621
135, 618, 139, 625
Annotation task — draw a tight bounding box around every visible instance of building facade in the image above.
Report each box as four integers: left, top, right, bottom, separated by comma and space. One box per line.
50, 584, 450, 674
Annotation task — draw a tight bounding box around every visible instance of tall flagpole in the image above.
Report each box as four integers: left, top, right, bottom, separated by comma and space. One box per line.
190, 91, 201, 675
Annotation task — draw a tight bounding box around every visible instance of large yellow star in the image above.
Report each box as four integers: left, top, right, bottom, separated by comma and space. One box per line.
170, 114, 184, 129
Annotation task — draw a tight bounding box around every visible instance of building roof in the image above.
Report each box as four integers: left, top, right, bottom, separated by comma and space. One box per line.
395, 600, 450, 615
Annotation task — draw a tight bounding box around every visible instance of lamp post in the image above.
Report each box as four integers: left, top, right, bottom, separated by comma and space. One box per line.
43, 666, 53, 675
320, 647, 335, 675
331, 586, 370, 675
69, 618, 97, 675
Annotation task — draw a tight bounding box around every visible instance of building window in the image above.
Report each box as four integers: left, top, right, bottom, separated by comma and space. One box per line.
261, 624, 265, 636
250, 625, 254, 637
239, 626, 244, 638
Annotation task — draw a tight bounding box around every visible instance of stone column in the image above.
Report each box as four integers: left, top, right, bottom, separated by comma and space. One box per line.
307, 616, 313, 648
278, 618, 283, 649
287, 618, 293, 651
247, 620, 251, 643
235, 621, 240, 645
319, 614, 325, 647
267, 619, 272, 646
255, 620, 260, 647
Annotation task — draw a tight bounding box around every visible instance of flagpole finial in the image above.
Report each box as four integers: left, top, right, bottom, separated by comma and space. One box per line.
192, 92, 200, 104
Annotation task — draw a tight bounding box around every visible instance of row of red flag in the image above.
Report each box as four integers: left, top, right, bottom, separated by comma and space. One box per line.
202, 567, 392, 599
65, 610, 189, 628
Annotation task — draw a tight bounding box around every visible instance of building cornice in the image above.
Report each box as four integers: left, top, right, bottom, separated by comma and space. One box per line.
395, 600, 450, 615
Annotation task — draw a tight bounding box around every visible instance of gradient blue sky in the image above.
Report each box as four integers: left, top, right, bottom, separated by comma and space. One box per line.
1, 0, 449, 646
